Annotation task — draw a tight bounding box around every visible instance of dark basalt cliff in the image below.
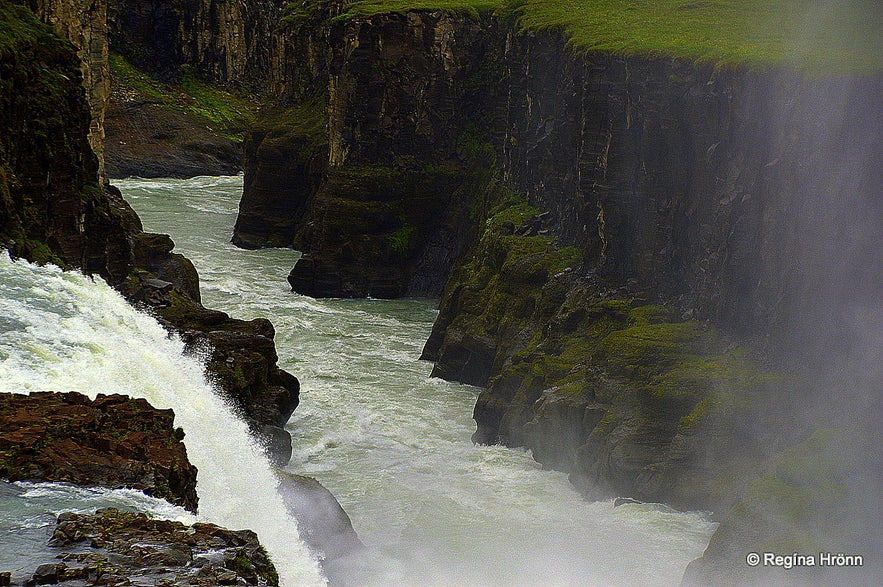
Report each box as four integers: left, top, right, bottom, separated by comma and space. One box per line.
236, 10, 504, 297
232, 6, 882, 579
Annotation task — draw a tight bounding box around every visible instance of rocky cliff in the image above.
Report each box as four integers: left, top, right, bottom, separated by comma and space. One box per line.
107, 0, 280, 90
231, 6, 882, 574
235, 9, 508, 297
0, 1, 298, 465
23, 0, 110, 181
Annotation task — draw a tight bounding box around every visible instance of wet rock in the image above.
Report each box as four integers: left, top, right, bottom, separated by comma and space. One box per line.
0, 392, 198, 513
276, 472, 363, 563
19, 508, 281, 587
30, 563, 61, 585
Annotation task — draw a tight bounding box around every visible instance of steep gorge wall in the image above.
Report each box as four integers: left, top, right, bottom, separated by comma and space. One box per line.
23, 0, 110, 181
237, 10, 507, 297
426, 30, 882, 510
0, 2, 300, 466
234, 8, 882, 521
496, 42, 882, 346
108, 0, 281, 90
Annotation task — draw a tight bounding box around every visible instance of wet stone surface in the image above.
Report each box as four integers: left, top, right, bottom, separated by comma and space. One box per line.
5, 508, 279, 587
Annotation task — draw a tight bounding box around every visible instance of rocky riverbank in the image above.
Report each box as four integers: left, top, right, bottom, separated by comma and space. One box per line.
0, 508, 279, 587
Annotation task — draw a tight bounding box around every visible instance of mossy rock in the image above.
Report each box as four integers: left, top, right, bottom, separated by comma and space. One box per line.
683, 428, 880, 586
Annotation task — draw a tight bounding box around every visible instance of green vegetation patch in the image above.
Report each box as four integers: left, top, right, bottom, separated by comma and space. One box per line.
109, 54, 258, 140
343, 0, 501, 19
340, 0, 882, 72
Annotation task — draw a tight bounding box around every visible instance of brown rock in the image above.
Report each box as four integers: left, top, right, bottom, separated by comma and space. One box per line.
0, 392, 198, 512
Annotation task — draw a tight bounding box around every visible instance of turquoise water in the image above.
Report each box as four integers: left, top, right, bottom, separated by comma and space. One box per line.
116, 175, 716, 586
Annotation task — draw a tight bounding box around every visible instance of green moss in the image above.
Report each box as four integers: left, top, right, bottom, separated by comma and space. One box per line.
109, 53, 259, 141
254, 97, 328, 150
281, 0, 332, 30
710, 428, 856, 561
385, 224, 417, 253
23, 239, 64, 267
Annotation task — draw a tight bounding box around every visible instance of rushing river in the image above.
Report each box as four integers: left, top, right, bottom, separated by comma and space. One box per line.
116, 175, 716, 586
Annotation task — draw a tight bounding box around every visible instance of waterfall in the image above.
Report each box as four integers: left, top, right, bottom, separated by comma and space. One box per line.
0, 255, 326, 587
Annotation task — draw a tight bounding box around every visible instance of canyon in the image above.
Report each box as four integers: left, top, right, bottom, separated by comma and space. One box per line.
1, 1, 881, 585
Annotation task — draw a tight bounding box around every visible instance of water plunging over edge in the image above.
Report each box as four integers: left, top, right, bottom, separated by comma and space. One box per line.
0, 255, 326, 586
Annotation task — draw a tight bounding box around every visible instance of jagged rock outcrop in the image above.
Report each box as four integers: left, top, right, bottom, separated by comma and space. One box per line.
7, 508, 279, 586
0, 392, 198, 512
233, 5, 882, 525
1, 2, 299, 465
22, 0, 110, 181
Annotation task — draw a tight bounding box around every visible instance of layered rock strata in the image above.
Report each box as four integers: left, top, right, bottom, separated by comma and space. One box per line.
0, 392, 198, 512
237, 10, 505, 297
232, 6, 882, 539
22, 0, 110, 181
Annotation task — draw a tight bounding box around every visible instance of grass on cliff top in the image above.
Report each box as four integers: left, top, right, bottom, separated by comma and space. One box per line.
109, 54, 258, 140
341, 0, 883, 72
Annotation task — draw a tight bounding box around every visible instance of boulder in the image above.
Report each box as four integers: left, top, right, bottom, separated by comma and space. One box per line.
276, 472, 363, 562
0, 392, 198, 512
17, 508, 280, 586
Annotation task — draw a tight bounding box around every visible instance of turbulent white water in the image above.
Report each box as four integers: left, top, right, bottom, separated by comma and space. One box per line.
112, 175, 718, 586
0, 255, 325, 586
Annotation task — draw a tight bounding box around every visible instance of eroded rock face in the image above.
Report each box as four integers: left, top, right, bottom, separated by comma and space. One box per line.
17, 508, 280, 586
24, 0, 110, 181
1, 4, 301, 466
0, 3, 131, 280
419, 26, 882, 511
107, 0, 279, 91
272, 10, 505, 298
0, 392, 198, 512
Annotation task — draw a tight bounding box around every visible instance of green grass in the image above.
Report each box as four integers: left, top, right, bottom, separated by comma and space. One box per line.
109, 54, 258, 140
340, 0, 883, 71
343, 0, 501, 19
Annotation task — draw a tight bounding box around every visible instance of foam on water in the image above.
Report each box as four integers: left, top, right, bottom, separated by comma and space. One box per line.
112, 175, 719, 586
0, 255, 326, 586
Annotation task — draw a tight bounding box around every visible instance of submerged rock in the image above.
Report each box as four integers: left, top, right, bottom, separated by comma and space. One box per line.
277, 472, 363, 562
0, 391, 198, 512
9, 508, 280, 587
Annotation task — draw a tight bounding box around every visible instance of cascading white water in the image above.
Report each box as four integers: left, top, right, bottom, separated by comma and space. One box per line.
0, 255, 326, 587
112, 175, 719, 586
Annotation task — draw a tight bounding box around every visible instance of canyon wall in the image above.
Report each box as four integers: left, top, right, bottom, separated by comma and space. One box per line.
24, 0, 110, 181
0, 2, 300, 465
233, 8, 882, 527
107, 0, 280, 90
